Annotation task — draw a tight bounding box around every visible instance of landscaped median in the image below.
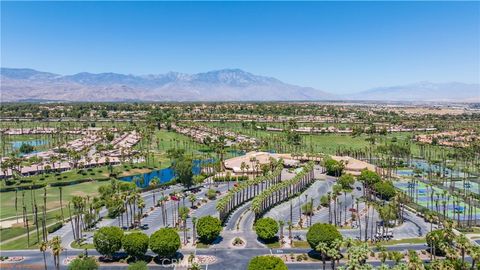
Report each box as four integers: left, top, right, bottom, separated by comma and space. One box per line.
251, 162, 315, 219
216, 164, 283, 223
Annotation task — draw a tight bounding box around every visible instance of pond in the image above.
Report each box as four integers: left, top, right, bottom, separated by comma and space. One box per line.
11, 139, 49, 150
120, 159, 214, 188
10, 139, 49, 155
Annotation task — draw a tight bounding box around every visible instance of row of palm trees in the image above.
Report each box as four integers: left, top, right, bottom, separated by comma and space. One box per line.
216, 164, 283, 222
251, 162, 315, 219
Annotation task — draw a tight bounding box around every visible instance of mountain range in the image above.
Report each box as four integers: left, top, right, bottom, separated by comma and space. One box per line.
1, 68, 478, 102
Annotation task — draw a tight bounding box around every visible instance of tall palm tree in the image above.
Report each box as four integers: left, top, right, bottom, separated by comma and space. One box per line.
39, 240, 48, 270
316, 242, 329, 270
58, 187, 64, 222
278, 220, 285, 243
49, 236, 62, 270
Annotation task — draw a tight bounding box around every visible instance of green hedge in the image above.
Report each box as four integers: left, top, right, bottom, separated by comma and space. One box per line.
50, 177, 111, 187
50, 178, 92, 187
0, 183, 47, 192
47, 222, 63, 233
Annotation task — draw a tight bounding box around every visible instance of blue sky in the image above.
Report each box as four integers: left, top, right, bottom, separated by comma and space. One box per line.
1, 1, 479, 94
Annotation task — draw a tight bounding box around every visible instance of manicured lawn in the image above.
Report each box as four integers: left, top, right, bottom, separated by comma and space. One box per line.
371, 237, 426, 246
195, 242, 210, 248
264, 241, 281, 248
0, 227, 27, 242
292, 241, 311, 248
71, 241, 95, 250
0, 230, 42, 250
0, 181, 109, 220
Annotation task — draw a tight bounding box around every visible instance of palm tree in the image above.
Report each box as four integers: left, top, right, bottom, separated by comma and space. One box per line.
49, 236, 62, 270
468, 245, 480, 270
327, 246, 341, 270
278, 220, 285, 244
456, 234, 470, 265
39, 240, 48, 270
192, 217, 197, 246
189, 194, 197, 208
58, 187, 64, 222
316, 242, 329, 270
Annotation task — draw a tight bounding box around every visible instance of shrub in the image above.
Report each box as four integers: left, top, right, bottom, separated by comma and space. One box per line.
302, 202, 314, 216
149, 228, 180, 258
127, 261, 148, 270
196, 216, 222, 244
93, 226, 123, 259
68, 255, 98, 270
247, 255, 288, 270
206, 189, 217, 200
254, 217, 279, 241
306, 223, 342, 249
47, 222, 63, 234
122, 232, 149, 260
320, 195, 329, 207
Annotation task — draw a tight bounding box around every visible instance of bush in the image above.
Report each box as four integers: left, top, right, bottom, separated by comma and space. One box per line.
127, 261, 148, 270
149, 228, 180, 258
196, 216, 222, 244
302, 202, 314, 216
206, 189, 217, 200
93, 226, 124, 259
68, 255, 98, 270
306, 223, 342, 249
247, 255, 288, 270
122, 232, 149, 260
373, 181, 396, 200
47, 222, 63, 233
254, 217, 279, 241
320, 195, 329, 207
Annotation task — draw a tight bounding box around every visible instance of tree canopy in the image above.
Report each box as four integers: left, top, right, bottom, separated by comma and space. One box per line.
122, 232, 149, 260
149, 228, 181, 258
196, 216, 222, 244
306, 223, 342, 249
247, 255, 288, 270
254, 217, 279, 241
93, 226, 124, 259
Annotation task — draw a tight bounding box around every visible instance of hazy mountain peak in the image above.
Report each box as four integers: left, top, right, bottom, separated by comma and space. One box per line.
1, 67, 59, 80
0, 67, 332, 102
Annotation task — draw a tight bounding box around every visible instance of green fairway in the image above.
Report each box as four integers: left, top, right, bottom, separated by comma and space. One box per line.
0, 181, 109, 220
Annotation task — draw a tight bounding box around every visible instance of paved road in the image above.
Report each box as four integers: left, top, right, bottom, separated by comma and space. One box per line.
0, 243, 433, 270
265, 173, 363, 227
50, 183, 229, 248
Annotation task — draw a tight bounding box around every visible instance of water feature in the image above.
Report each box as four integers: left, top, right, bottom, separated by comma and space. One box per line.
120, 159, 214, 188
10, 139, 49, 156
11, 139, 49, 151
